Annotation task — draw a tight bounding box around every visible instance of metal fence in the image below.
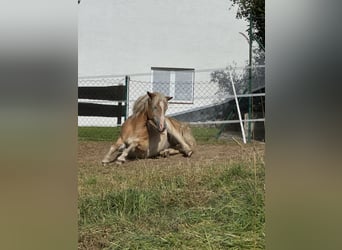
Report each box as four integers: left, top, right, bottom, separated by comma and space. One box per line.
78, 65, 265, 141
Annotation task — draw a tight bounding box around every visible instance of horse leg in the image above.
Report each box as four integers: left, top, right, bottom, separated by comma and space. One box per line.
173, 134, 193, 157
166, 122, 193, 157
159, 148, 180, 158
102, 137, 125, 166
115, 141, 137, 164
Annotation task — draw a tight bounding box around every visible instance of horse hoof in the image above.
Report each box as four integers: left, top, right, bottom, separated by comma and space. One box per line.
115, 160, 123, 165
160, 150, 170, 158
102, 160, 110, 166
186, 151, 193, 157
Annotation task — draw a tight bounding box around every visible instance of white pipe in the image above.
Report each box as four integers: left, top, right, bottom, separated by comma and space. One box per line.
189, 119, 265, 125
228, 71, 247, 144
235, 93, 265, 97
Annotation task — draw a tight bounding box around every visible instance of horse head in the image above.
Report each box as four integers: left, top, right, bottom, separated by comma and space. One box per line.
146, 91, 172, 132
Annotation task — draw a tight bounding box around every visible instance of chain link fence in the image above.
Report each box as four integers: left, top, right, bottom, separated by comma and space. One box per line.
78, 65, 265, 141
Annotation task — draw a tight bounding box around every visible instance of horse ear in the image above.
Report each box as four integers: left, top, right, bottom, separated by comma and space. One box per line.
166, 96, 173, 101
147, 91, 155, 99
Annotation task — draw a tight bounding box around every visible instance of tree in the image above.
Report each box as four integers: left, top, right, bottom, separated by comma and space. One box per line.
229, 0, 265, 50
210, 49, 265, 99
212, 0, 265, 99
211, 63, 247, 100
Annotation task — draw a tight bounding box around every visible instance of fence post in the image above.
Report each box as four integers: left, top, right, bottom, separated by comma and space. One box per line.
117, 104, 122, 125
125, 75, 130, 120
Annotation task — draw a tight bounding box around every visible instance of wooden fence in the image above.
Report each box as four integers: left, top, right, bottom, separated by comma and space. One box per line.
78, 76, 129, 125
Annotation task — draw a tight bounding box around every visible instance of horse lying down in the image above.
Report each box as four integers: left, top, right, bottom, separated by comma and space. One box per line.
102, 91, 196, 165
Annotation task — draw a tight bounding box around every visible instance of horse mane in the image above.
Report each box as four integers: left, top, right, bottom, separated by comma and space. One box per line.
132, 92, 168, 117
132, 94, 149, 116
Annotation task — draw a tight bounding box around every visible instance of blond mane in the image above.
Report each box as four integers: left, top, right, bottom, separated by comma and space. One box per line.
132, 92, 168, 117
132, 94, 149, 116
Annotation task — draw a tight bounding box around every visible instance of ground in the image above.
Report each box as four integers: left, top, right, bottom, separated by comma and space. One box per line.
78, 140, 265, 168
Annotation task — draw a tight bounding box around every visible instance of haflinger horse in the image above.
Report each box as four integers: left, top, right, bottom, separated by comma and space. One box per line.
102, 91, 196, 165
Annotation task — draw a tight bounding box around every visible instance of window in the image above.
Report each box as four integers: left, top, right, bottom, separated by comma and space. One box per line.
151, 67, 194, 103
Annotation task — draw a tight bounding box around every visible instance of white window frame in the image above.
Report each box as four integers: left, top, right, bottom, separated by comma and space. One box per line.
151, 67, 194, 104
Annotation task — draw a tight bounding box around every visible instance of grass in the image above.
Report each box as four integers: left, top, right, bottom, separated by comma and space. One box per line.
78, 127, 121, 141
78, 126, 221, 144
78, 126, 265, 249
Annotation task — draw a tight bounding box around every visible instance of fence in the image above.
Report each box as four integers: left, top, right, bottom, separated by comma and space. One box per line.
78, 65, 265, 141
78, 76, 128, 127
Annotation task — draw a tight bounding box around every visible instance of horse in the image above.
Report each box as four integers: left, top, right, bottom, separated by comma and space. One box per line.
102, 91, 195, 165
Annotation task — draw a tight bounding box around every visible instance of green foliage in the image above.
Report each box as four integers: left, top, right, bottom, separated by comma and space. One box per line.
211, 63, 248, 97
210, 49, 265, 99
229, 0, 265, 50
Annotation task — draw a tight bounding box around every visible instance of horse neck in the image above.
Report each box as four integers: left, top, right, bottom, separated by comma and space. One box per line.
134, 110, 149, 124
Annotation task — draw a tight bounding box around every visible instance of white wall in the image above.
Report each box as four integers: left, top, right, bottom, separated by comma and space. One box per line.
78, 0, 249, 76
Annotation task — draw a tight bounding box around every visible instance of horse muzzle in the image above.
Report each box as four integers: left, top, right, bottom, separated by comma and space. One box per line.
150, 119, 167, 133
157, 120, 167, 132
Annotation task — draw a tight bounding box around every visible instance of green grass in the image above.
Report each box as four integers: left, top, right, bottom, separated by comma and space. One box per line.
191, 127, 220, 143
78, 126, 220, 143
79, 161, 265, 249
78, 127, 121, 141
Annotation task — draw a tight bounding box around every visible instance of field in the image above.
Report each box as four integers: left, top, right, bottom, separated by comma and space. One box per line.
78, 127, 265, 249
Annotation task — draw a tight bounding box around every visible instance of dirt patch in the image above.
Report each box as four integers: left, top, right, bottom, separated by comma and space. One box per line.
78, 140, 265, 168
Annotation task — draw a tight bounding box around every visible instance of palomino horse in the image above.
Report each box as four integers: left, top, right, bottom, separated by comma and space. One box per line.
102, 91, 195, 165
